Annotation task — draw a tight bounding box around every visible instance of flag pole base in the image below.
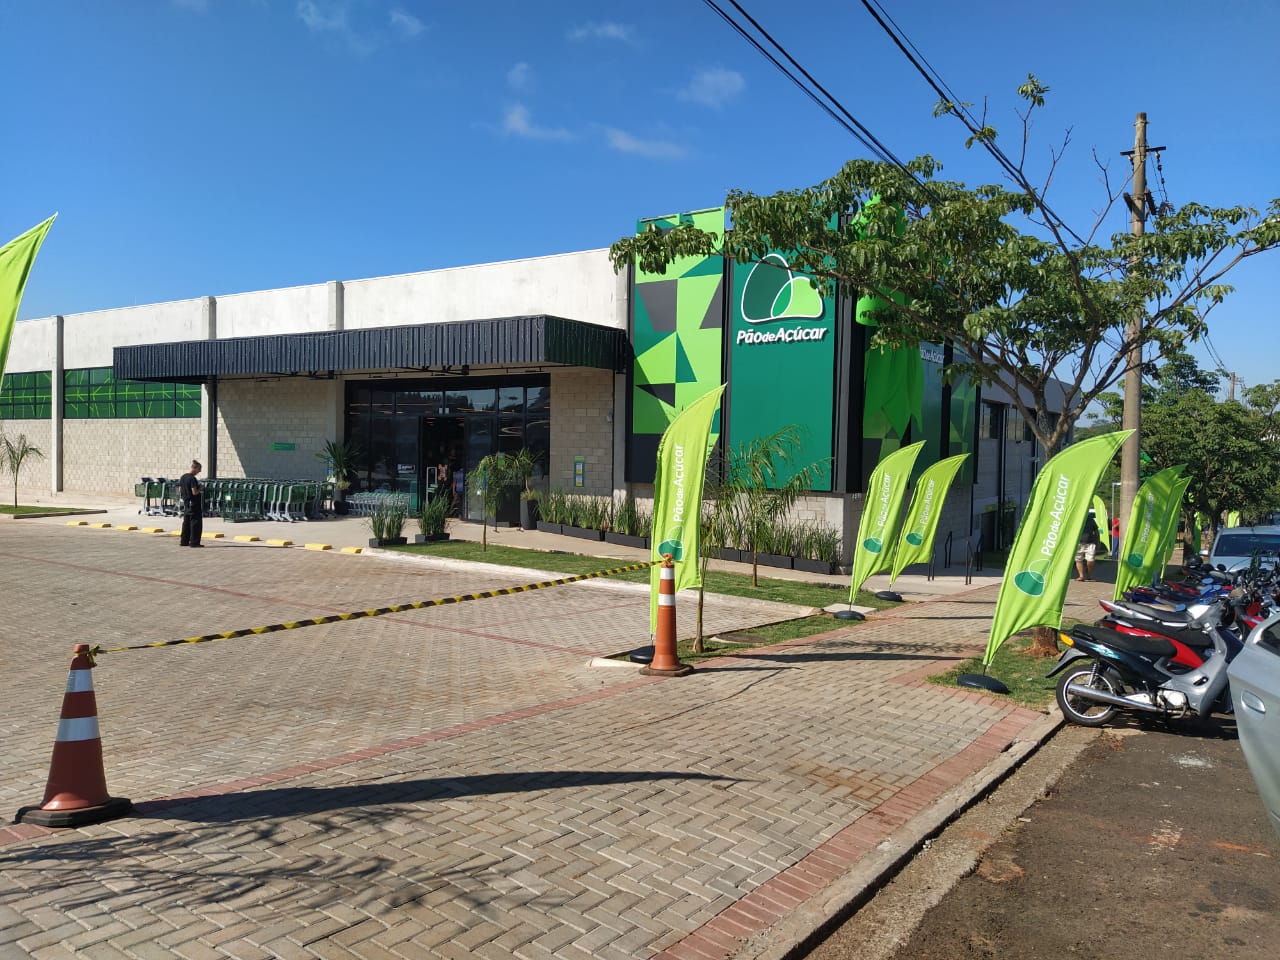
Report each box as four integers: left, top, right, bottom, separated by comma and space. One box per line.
957, 673, 1010, 695
875, 590, 903, 602
834, 609, 865, 621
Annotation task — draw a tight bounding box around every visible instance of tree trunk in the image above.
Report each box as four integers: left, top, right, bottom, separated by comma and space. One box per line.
693, 586, 705, 654
1028, 625, 1059, 658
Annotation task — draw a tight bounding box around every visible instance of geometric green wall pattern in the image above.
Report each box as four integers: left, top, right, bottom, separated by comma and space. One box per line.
628, 207, 726, 482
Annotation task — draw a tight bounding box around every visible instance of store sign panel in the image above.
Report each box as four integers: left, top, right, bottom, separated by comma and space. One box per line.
727, 253, 835, 491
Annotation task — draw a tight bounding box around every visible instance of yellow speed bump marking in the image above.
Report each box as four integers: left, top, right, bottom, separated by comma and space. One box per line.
304, 543, 332, 551
141, 527, 165, 533
116, 525, 138, 531
202, 532, 224, 539
169, 530, 182, 537
91, 560, 659, 656
66, 520, 87, 526
88, 522, 112, 528
233, 534, 260, 543
266, 539, 293, 547
340, 546, 363, 554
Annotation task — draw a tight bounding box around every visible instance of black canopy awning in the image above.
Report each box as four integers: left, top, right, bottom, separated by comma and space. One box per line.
113, 315, 627, 382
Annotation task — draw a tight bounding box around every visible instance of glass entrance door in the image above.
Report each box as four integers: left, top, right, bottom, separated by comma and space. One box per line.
462, 415, 495, 522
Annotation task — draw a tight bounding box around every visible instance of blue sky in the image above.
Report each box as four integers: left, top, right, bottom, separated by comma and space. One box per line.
4, 0, 1276, 395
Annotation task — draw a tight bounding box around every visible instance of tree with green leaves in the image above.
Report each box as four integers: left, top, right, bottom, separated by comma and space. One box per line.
1089, 350, 1279, 556
471, 452, 517, 551
691, 425, 828, 651
0, 431, 45, 509
610, 77, 1279, 460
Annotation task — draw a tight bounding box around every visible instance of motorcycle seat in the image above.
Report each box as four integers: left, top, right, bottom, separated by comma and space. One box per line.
1102, 616, 1214, 651
1073, 623, 1176, 659
1108, 599, 1195, 625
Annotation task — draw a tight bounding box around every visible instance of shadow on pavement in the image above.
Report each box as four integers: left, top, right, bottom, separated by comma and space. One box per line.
139, 769, 738, 823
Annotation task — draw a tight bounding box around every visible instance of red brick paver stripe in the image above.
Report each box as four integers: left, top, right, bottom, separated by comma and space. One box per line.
649, 708, 1043, 959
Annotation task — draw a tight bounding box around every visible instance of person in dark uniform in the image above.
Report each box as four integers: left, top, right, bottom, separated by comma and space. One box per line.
179, 460, 204, 547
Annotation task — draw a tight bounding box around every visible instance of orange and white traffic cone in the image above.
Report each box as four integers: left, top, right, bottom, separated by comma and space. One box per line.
16, 644, 132, 827
641, 553, 693, 677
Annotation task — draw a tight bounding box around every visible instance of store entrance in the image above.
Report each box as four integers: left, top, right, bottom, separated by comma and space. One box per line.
419, 415, 501, 521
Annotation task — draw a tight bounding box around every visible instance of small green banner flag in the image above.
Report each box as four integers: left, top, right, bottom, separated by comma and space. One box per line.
1156, 475, 1192, 579
1113, 464, 1185, 601
889, 453, 970, 585
847, 441, 925, 602
650, 384, 725, 631
1091, 494, 1109, 559
0, 215, 56, 384
983, 430, 1133, 665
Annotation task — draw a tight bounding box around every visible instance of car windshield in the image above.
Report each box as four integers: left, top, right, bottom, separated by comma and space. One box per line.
1214, 533, 1280, 558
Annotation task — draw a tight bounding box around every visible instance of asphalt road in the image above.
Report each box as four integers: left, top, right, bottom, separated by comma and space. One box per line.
805, 715, 1280, 960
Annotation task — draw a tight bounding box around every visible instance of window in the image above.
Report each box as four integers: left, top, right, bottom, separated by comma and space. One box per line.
981, 402, 1004, 440
63, 367, 200, 419
0, 371, 52, 419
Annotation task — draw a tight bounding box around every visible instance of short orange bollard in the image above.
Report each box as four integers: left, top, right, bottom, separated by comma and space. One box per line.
642, 554, 693, 677
15, 644, 132, 827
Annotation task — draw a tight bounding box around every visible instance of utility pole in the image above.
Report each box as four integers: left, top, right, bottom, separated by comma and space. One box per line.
1118, 113, 1163, 545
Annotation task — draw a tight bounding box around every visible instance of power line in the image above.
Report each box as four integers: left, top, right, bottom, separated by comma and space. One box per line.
701, 0, 925, 191
859, 0, 1087, 248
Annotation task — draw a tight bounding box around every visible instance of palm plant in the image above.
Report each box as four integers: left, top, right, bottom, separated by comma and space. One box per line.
0, 432, 46, 509
725, 426, 831, 586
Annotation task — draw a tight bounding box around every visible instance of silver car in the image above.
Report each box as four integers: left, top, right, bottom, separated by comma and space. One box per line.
1208, 525, 1280, 572
1229, 612, 1280, 840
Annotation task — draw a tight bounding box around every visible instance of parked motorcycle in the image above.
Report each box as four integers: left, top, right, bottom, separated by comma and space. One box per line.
1048, 595, 1246, 728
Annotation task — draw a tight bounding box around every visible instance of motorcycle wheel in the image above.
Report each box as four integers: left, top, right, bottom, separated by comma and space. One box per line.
1055, 664, 1121, 727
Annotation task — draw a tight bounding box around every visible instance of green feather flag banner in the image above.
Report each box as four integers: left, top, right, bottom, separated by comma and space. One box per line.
1113, 465, 1185, 601
983, 430, 1133, 666
889, 453, 970, 585
0, 215, 56, 384
847, 441, 925, 602
649, 384, 725, 632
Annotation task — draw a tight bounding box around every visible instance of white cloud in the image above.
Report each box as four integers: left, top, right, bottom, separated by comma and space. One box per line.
296, 1, 377, 55
568, 21, 635, 43
678, 68, 745, 108
503, 105, 574, 142
507, 62, 531, 90
389, 8, 425, 38
297, 0, 348, 34
603, 127, 687, 160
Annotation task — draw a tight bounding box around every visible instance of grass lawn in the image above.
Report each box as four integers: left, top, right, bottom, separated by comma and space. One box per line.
927, 630, 1066, 711
387, 538, 896, 612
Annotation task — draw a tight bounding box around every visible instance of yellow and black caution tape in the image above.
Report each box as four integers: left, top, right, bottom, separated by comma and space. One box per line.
90, 560, 658, 657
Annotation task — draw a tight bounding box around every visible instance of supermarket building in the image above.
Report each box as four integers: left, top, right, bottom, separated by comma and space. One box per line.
2, 207, 1055, 560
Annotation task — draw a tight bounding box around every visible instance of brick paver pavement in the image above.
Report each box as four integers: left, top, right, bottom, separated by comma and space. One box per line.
0, 521, 1101, 959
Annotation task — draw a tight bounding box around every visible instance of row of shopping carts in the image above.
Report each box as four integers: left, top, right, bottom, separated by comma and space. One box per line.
135, 478, 336, 522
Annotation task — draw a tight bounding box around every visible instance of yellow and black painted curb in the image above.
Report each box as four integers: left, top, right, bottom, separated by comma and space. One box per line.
90, 559, 658, 657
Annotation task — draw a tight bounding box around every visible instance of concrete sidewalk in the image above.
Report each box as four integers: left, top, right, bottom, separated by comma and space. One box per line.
0, 506, 1105, 960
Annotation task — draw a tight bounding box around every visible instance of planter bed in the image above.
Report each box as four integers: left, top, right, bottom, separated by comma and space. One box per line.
793, 557, 838, 575
536, 521, 563, 536
756, 552, 794, 570
604, 532, 649, 549
562, 525, 605, 542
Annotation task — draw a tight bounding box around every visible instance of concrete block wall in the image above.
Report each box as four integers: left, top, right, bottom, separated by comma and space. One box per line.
216, 379, 337, 480
3, 419, 56, 500
62, 419, 202, 495
549, 367, 614, 496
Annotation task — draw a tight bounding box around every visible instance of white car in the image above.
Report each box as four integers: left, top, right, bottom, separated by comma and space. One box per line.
1208, 525, 1280, 573
1229, 611, 1280, 839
